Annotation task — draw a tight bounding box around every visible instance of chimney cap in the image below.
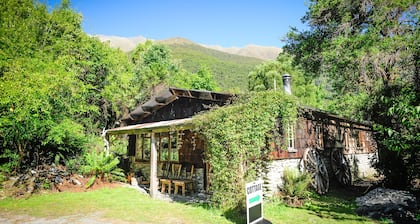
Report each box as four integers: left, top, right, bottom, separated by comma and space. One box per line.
282, 74, 292, 95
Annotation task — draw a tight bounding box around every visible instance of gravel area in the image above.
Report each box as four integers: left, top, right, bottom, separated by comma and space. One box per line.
0, 211, 126, 224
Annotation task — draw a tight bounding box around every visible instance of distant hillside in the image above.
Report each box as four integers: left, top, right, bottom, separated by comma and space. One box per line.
96, 35, 274, 91
95, 35, 147, 52
95, 35, 281, 60
201, 44, 282, 61
158, 37, 263, 91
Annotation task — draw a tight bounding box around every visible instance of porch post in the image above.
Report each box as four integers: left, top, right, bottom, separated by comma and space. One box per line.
149, 132, 159, 198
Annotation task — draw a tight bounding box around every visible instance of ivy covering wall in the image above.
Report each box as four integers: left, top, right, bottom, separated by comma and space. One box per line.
194, 91, 297, 211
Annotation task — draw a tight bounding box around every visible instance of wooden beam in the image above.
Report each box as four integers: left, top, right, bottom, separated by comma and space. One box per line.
149, 132, 158, 198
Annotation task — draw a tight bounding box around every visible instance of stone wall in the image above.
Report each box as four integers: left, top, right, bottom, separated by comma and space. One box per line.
345, 152, 378, 179
264, 152, 378, 195
194, 168, 205, 193
265, 159, 301, 195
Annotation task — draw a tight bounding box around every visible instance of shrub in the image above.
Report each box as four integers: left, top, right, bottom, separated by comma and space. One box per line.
64, 157, 81, 175
79, 150, 126, 188
0, 149, 19, 178
279, 167, 311, 206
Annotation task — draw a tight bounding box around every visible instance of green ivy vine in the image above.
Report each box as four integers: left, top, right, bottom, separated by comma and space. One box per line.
194, 90, 297, 211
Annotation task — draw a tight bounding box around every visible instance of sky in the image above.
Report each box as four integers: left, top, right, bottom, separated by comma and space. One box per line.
46, 0, 310, 48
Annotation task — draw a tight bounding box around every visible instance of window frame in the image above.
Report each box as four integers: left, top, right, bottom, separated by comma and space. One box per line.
286, 123, 296, 152
136, 131, 180, 162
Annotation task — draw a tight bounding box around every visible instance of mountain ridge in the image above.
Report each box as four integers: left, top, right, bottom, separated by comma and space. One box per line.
96, 35, 281, 60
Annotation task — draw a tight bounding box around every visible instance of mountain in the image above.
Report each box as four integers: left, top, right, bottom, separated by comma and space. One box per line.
158, 37, 264, 91
201, 44, 282, 61
96, 35, 279, 91
94, 35, 147, 52
96, 35, 281, 61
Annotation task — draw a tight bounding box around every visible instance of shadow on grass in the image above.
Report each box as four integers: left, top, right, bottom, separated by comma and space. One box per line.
297, 187, 371, 222
184, 200, 274, 224
184, 201, 246, 224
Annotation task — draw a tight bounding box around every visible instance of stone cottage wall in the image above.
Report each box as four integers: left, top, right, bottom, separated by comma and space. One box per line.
265, 152, 378, 196
345, 152, 378, 179
265, 159, 301, 196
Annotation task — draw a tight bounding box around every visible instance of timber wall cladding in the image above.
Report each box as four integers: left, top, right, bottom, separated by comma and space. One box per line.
179, 130, 205, 168
272, 111, 376, 157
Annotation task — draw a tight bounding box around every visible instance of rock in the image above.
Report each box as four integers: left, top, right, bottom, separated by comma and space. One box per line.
26, 176, 36, 194
130, 177, 138, 186
3, 177, 19, 189
54, 176, 63, 184
355, 187, 418, 224
70, 178, 82, 186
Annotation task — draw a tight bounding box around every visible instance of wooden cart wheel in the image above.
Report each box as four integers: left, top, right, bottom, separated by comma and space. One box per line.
330, 149, 352, 186
300, 148, 329, 194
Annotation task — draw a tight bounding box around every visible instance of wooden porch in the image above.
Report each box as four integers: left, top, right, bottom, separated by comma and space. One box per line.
105, 118, 211, 198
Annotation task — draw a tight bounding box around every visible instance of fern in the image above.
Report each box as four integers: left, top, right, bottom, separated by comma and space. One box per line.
79, 150, 126, 187
85, 176, 96, 189
281, 167, 311, 198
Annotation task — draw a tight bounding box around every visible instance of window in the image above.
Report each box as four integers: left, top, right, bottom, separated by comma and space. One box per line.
142, 134, 151, 160
286, 123, 296, 152
170, 131, 178, 161
136, 134, 151, 161
136, 131, 180, 162
159, 133, 169, 161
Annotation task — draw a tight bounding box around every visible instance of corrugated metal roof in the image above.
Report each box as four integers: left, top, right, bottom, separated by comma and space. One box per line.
106, 118, 193, 136
123, 87, 234, 122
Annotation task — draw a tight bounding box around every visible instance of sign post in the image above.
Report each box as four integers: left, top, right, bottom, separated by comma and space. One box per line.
246, 180, 263, 224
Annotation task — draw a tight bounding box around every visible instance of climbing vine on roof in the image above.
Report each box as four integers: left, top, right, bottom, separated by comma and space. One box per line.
194, 90, 297, 211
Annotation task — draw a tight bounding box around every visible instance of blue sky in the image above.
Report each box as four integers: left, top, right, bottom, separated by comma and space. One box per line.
46, 0, 309, 47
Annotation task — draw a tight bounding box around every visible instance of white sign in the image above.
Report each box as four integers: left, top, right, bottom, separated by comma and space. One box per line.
246, 180, 263, 224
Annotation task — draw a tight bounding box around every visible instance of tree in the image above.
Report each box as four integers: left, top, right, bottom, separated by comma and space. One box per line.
248, 53, 328, 109
131, 42, 220, 102
0, 0, 136, 171
130, 42, 181, 102
284, 0, 419, 187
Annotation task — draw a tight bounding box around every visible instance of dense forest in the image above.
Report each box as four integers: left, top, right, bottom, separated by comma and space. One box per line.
0, 0, 219, 176
0, 0, 418, 205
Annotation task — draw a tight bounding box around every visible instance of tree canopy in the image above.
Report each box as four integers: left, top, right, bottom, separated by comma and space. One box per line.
284, 0, 419, 187
0, 0, 221, 172
0, 0, 136, 170
130, 41, 220, 103
248, 53, 328, 109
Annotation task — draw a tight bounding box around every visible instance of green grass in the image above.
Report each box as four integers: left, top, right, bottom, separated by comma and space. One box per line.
264, 189, 380, 224
0, 186, 381, 223
0, 187, 230, 223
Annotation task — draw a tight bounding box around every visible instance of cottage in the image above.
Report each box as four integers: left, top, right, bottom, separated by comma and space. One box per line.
105, 84, 378, 197
105, 88, 233, 197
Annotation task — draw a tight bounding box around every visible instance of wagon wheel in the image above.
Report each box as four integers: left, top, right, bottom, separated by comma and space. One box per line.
300, 148, 329, 194
330, 149, 352, 186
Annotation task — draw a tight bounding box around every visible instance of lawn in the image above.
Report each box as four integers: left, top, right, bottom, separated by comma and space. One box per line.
0, 186, 381, 223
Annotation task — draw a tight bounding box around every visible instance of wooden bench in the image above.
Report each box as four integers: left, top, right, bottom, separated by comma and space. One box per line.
160, 163, 182, 194
173, 164, 194, 196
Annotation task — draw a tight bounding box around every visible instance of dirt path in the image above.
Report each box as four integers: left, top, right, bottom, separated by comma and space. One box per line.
0, 211, 130, 224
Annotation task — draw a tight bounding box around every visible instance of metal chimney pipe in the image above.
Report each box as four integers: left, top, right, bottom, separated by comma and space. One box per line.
282, 74, 292, 95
